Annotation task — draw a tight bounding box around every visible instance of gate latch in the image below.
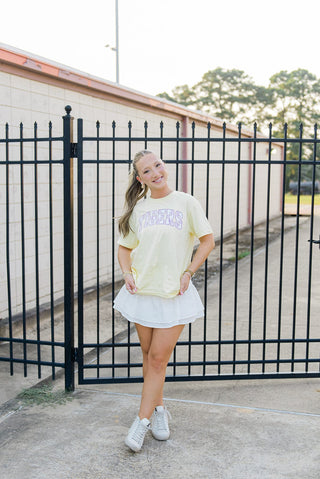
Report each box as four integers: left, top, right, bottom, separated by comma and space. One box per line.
308, 235, 320, 249
71, 347, 79, 363
70, 143, 78, 158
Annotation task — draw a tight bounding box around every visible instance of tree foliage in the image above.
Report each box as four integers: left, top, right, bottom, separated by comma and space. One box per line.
268, 69, 320, 134
157, 67, 320, 134
157, 67, 320, 189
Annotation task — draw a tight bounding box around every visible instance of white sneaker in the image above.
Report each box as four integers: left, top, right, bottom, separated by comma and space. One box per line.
151, 406, 172, 441
125, 416, 151, 452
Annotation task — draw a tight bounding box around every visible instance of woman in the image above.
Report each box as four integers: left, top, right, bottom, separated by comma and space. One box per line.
114, 150, 214, 452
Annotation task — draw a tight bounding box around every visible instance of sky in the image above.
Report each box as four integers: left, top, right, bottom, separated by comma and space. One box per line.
2, 0, 320, 97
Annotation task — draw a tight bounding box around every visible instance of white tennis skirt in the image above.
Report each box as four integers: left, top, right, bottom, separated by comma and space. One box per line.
113, 282, 204, 329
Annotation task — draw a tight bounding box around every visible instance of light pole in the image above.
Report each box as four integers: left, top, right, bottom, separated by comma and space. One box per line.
115, 0, 119, 84
105, 0, 119, 84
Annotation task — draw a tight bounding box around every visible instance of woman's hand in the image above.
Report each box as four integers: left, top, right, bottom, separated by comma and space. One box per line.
118, 245, 137, 294
179, 233, 215, 296
179, 271, 191, 295
124, 273, 137, 294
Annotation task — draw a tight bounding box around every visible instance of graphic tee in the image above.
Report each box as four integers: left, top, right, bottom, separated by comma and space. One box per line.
118, 191, 213, 298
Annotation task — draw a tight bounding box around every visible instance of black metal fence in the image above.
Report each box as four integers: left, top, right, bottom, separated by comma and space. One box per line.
0, 116, 66, 384
0, 106, 320, 391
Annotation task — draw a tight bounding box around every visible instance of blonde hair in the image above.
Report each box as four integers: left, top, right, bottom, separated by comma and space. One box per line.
118, 150, 152, 236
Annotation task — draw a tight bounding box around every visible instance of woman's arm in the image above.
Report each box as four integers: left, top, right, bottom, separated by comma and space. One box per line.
179, 233, 215, 295
118, 245, 137, 294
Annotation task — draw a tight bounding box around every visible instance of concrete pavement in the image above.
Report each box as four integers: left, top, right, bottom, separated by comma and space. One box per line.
0, 376, 319, 478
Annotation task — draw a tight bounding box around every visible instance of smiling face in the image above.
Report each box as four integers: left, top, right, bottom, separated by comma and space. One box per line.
135, 153, 171, 198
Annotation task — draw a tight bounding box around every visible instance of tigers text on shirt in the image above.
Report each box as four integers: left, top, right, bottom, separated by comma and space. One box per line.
138, 208, 183, 232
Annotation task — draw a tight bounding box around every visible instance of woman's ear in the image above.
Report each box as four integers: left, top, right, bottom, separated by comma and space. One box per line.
136, 176, 143, 187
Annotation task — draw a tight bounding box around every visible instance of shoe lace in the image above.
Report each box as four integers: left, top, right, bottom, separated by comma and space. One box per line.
132, 420, 150, 442
154, 408, 172, 430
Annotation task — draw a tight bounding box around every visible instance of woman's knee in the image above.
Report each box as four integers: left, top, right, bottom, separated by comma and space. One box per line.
147, 351, 168, 373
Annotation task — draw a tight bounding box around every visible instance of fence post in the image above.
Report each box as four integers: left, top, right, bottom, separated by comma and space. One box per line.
63, 105, 75, 391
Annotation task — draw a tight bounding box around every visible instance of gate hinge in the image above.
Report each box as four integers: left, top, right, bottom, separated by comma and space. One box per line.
71, 347, 79, 363
70, 143, 78, 158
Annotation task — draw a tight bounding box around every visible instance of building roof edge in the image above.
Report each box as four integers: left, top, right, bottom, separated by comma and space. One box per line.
0, 42, 281, 143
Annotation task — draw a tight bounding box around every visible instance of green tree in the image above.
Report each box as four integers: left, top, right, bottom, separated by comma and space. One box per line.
157, 84, 196, 108
194, 68, 257, 123
267, 69, 320, 190
158, 67, 274, 125
268, 69, 320, 135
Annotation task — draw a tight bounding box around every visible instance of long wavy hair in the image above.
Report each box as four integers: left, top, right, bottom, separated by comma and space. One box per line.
118, 150, 152, 237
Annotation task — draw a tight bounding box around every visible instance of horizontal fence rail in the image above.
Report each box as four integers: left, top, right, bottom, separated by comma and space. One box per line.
0, 107, 319, 390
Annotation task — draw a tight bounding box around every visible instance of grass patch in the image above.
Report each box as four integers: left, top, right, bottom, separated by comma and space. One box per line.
285, 193, 320, 205
17, 384, 73, 407
229, 250, 251, 262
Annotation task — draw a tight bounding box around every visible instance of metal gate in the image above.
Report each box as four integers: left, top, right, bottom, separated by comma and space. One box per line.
74, 112, 320, 386
1, 107, 320, 391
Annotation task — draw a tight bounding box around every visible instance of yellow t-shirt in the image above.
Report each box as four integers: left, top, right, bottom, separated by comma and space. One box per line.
118, 191, 213, 298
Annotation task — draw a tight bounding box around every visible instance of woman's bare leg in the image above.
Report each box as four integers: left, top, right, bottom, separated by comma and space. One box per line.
135, 324, 184, 420
135, 324, 152, 380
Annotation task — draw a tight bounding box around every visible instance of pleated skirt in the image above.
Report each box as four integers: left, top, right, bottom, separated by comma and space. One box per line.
113, 282, 204, 329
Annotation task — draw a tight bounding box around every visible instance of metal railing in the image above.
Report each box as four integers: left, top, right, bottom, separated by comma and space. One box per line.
0, 116, 66, 383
